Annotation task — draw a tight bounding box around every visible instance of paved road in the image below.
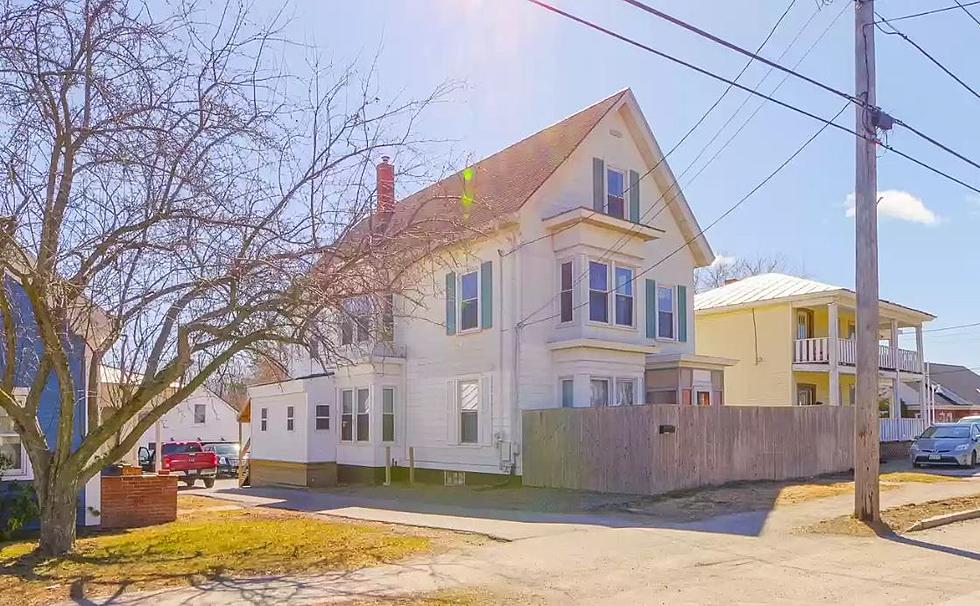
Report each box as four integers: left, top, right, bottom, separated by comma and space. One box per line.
86, 476, 980, 605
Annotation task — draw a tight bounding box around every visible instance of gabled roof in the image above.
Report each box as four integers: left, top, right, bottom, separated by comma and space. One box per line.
694, 272, 935, 322
343, 90, 628, 245
695, 273, 842, 310
929, 363, 980, 405
340, 88, 714, 266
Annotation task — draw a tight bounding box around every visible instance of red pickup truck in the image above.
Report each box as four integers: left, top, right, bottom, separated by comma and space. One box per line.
156, 441, 218, 487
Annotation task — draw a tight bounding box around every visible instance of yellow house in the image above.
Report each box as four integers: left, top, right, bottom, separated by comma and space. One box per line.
694, 273, 934, 421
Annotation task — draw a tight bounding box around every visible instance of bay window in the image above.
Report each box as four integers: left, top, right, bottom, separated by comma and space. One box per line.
590, 378, 610, 407
559, 261, 573, 323
356, 388, 370, 442
341, 390, 353, 441
589, 261, 609, 323
614, 267, 634, 326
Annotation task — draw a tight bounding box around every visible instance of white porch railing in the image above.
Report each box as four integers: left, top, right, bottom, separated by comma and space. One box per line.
794, 337, 921, 372
880, 417, 928, 442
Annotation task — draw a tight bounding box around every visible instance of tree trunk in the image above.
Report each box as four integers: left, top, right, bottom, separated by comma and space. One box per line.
37, 477, 79, 556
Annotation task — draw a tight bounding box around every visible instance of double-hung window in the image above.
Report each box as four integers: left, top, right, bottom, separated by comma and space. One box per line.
0, 408, 23, 475
459, 380, 479, 444
606, 168, 626, 219
657, 286, 675, 339
559, 261, 573, 323
193, 403, 206, 424
286, 405, 295, 431
315, 405, 330, 430
560, 378, 575, 408
341, 390, 354, 441
356, 388, 370, 442
382, 388, 395, 442
615, 378, 635, 406
459, 270, 480, 331
259, 407, 268, 432
590, 378, 610, 407
589, 261, 609, 323
614, 267, 634, 326
341, 297, 370, 345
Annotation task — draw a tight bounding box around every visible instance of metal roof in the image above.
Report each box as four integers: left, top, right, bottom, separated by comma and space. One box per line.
694, 273, 843, 311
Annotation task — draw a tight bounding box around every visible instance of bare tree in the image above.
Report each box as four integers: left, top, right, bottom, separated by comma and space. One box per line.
0, 0, 474, 555
694, 253, 803, 292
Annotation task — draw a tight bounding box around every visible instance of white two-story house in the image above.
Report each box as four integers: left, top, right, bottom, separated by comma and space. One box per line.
247, 89, 734, 487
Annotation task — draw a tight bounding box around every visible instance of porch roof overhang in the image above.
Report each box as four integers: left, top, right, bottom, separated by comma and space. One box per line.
646, 352, 738, 371
696, 289, 935, 327
547, 338, 657, 355
541, 206, 666, 241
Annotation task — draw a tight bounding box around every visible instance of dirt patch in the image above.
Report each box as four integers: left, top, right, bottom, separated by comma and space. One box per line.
176, 494, 237, 511
804, 493, 980, 536
608, 471, 963, 522
339, 587, 543, 605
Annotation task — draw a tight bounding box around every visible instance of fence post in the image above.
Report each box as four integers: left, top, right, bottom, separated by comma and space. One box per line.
384, 446, 391, 486
408, 446, 415, 486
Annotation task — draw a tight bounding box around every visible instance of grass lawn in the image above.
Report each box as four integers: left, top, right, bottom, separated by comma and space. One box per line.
0, 503, 471, 605
805, 493, 980, 536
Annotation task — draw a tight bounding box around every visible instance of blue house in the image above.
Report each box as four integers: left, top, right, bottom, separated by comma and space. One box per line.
0, 277, 100, 527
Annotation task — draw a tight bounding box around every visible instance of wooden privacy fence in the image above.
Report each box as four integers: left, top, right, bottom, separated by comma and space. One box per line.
522, 405, 854, 495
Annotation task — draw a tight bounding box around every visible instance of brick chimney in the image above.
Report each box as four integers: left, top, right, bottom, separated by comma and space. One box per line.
377, 156, 395, 213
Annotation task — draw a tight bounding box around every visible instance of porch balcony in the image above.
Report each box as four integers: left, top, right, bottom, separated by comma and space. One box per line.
793, 337, 922, 374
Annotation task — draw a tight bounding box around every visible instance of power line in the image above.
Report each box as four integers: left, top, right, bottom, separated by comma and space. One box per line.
525, 0, 980, 197
875, 13, 980, 103
618, 0, 980, 189
511, 0, 806, 326
874, 1, 980, 24
522, 102, 850, 329
925, 321, 980, 333
616, 0, 864, 108
953, 0, 980, 29
502, 0, 801, 259
644, 1, 848, 228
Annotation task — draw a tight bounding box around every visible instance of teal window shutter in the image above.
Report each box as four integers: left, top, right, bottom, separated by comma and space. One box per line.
628, 169, 640, 222
645, 279, 657, 339
480, 260, 493, 329
592, 157, 605, 212
677, 285, 688, 342
445, 272, 457, 335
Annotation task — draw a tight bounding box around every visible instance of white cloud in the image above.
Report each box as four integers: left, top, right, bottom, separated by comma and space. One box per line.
710, 254, 736, 268
844, 190, 939, 225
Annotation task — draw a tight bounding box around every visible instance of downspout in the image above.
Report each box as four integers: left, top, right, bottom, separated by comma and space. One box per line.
510, 239, 523, 475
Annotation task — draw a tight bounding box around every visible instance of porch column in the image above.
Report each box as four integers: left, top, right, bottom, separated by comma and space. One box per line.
889, 319, 900, 418
916, 325, 927, 420
828, 302, 840, 406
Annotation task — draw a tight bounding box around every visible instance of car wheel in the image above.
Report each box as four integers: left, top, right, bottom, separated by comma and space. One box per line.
971, 451, 978, 470
203, 477, 215, 489
912, 462, 922, 468
183, 477, 196, 487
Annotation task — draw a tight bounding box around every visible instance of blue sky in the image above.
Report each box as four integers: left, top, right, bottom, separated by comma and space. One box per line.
278, 0, 980, 366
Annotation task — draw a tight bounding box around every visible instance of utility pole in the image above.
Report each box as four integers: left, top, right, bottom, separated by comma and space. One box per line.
854, 0, 880, 522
